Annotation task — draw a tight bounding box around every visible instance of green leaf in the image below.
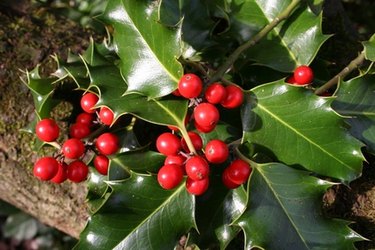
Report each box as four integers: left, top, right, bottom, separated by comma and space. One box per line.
363, 34, 375, 62
75, 173, 195, 249
231, 1, 330, 72
102, 0, 183, 98
242, 80, 364, 182
333, 74, 375, 154
234, 162, 363, 249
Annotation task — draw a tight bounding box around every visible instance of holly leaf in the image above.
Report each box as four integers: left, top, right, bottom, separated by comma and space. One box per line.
102, 0, 183, 98
234, 162, 363, 249
74, 173, 195, 249
333, 74, 375, 154
242, 80, 364, 182
363, 34, 375, 62
230, 1, 330, 72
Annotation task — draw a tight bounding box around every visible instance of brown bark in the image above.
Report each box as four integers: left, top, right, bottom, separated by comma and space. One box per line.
0, 4, 97, 238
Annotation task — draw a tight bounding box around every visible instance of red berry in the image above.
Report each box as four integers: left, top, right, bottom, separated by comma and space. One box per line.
172, 89, 181, 96
76, 112, 94, 126
178, 73, 203, 98
164, 155, 186, 166
62, 138, 85, 159
285, 75, 296, 84
221, 85, 243, 109
80, 92, 98, 113
35, 118, 59, 142
222, 168, 240, 189
194, 103, 220, 128
194, 121, 216, 133
185, 156, 210, 181
67, 160, 89, 183
293, 65, 314, 85
69, 123, 90, 139
51, 162, 68, 184
156, 133, 181, 156
186, 177, 209, 196
205, 83, 227, 104
226, 159, 252, 185
33, 157, 59, 181
181, 131, 203, 153
96, 132, 119, 155
157, 164, 184, 190
99, 107, 115, 126
94, 155, 109, 175
205, 139, 229, 164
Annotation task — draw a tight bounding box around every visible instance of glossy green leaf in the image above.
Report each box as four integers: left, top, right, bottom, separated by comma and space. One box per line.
363, 34, 375, 62
242, 80, 364, 182
102, 0, 183, 98
231, 1, 330, 72
333, 74, 375, 154
197, 122, 242, 146
234, 162, 363, 249
75, 173, 195, 250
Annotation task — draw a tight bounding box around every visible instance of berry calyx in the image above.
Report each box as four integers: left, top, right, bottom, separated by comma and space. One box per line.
194, 103, 220, 128
205, 83, 227, 104
220, 85, 244, 109
76, 112, 94, 126
67, 160, 89, 183
96, 132, 119, 155
185, 156, 210, 181
62, 138, 85, 159
157, 164, 184, 190
35, 118, 59, 142
293, 65, 314, 85
205, 139, 229, 164
33, 157, 59, 181
178, 73, 203, 98
181, 131, 203, 153
80, 92, 99, 113
99, 107, 115, 126
69, 123, 90, 139
94, 154, 109, 175
156, 133, 181, 156
50, 162, 68, 184
186, 177, 209, 196
222, 168, 240, 189
226, 159, 252, 185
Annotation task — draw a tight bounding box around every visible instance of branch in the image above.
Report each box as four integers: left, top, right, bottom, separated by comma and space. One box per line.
314, 51, 366, 95
210, 0, 301, 82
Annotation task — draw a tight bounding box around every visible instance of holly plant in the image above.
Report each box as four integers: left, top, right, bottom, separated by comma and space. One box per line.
23, 0, 375, 249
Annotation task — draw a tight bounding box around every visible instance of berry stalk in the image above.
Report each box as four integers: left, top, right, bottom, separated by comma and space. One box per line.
179, 125, 197, 155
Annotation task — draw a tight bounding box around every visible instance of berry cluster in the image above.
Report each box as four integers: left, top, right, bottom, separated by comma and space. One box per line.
156, 73, 252, 195
33, 92, 119, 184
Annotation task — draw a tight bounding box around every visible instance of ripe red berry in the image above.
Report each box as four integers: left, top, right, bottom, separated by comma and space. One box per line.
156, 133, 181, 156
94, 154, 109, 175
226, 159, 252, 185
285, 75, 296, 84
194, 121, 216, 134
33, 157, 59, 181
50, 162, 68, 184
221, 85, 244, 109
205, 139, 229, 164
80, 92, 99, 113
157, 164, 184, 190
222, 168, 240, 189
35, 118, 59, 142
99, 107, 115, 126
69, 123, 90, 139
67, 160, 89, 183
194, 103, 220, 128
76, 112, 94, 126
186, 177, 209, 196
293, 65, 314, 85
96, 132, 119, 155
178, 73, 203, 98
205, 83, 227, 104
62, 138, 85, 159
181, 131, 203, 153
172, 89, 181, 96
185, 156, 210, 181
164, 155, 186, 166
